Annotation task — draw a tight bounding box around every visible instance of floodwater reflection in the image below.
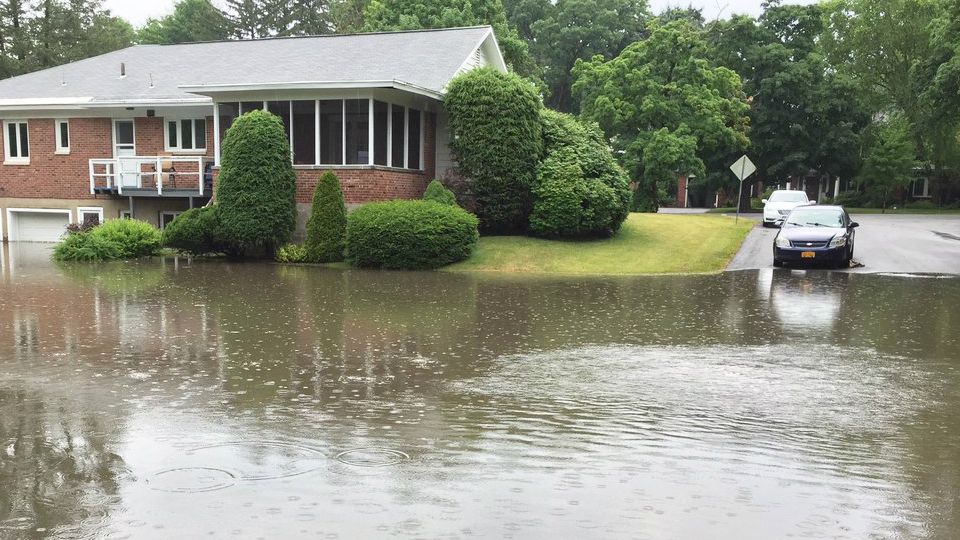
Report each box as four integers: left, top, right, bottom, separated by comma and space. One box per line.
0, 244, 958, 538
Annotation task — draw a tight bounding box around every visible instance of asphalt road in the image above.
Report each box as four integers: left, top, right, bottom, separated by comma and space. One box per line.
726, 214, 960, 274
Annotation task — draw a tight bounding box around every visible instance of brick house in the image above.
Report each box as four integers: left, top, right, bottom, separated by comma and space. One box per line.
0, 26, 506, 241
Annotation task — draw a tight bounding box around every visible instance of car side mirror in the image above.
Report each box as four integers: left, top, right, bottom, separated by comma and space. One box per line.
761, 199, 768, 204
850, 222, 859, 228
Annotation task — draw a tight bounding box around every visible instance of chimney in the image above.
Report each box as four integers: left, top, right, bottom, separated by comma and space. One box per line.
120, 62, 126, 77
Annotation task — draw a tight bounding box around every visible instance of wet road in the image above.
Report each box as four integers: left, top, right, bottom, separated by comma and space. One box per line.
727, 214, 960, 273
0, 244, 959, 538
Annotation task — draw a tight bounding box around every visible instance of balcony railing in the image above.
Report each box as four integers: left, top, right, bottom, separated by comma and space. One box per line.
89, 156, 214, 197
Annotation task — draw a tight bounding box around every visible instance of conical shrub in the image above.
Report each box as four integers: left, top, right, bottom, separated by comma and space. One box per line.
304, 171, 347, 262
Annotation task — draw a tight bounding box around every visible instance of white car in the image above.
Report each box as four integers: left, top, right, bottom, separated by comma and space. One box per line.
762, 190, 814, 227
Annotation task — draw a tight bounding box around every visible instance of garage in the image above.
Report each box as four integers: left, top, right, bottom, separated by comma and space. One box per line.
5, 209, 71, 242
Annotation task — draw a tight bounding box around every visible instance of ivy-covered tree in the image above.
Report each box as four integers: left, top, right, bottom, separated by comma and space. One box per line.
573, 19, 750, 209
857, 119, 917, 211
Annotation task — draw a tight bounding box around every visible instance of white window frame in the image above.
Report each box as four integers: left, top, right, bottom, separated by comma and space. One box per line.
77, 206, 104, 225
4, 120, 29, 165
164, 118, 207, 153
159, 211, 182, 229
55, 119, 70, 154
120, 210, 133, 219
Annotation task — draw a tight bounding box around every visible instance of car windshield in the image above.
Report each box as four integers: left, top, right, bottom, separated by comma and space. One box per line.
768, 191, 808, 203
784, 209, 845, 228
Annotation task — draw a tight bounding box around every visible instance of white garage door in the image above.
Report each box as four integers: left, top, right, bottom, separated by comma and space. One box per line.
8, 210, 70, 242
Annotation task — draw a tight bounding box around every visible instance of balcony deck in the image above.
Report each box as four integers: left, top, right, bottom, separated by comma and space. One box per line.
90, 156, 214, 198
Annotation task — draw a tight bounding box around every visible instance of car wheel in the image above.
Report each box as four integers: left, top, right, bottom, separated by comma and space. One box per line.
773, 259, 783, 268
844, 245, 853, 266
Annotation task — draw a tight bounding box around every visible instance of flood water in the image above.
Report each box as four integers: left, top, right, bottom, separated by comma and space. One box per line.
0, 243, 958, 539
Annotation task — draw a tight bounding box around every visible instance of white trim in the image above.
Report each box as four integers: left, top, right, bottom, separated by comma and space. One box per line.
213, 104, 221, 166
367, 98, 374, 166
112, 119, 136, 156
120, 210, 133, 219
314, 99, 320, 166
54, 119, 70, 154
386, 103, 393, 167
76, 206, 104, 224
5, 208, 72, 242
3, 120, 30, 165
419, 109, 424, 171
180, 80, 443, 100
403, 107, 409, 169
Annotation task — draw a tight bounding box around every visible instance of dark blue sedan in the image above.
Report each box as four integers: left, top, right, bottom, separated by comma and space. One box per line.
773, 205, 858, 268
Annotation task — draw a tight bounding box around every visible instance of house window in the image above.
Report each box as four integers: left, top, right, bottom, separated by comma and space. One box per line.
912, 178, 929, 198
240, 101, 263, 114
345, 99, 369, 165
292, 100, 316, 165
319, 100, 343, 165
4, 120, 29, 163
267, 101, 292, 140
373, 101, 388, 166
166, 119, 206, 151
120, 210, 132, 219
391, 105, 405, 168
408, 108, 421, 170
159, 211, 182, 229
77, 206, 103, 226
55, 120, 69, 154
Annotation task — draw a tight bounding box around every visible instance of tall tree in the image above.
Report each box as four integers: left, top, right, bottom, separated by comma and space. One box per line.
526, 0, 649, 112
573, 20, 750, 207
362, 0, 538, 77
137, 0, 232, 44
857, 118, 917, 210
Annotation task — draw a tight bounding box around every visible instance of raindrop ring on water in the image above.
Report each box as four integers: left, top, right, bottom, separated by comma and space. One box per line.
146, 466, 237, 493
335, 448, 409, 467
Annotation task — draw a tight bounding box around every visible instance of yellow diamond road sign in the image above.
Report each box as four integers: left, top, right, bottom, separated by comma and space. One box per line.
730, 155, 757, 181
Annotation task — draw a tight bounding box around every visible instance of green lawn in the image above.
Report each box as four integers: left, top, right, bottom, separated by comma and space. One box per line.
445, 213, 754, 276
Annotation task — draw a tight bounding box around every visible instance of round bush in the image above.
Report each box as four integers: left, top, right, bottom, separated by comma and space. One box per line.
162, 206, 221, 255
53, 218, 161, 262
345, 200, 479, 269
216, 109, 297, 256
275, 243, 307, 263
529, 148, 624, 238
304, 171, 346, 262
422, 179, 458, 206
445, 68, 542, 233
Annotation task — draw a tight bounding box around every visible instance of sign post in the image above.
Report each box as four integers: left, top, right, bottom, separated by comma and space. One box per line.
729, 155, 757, 224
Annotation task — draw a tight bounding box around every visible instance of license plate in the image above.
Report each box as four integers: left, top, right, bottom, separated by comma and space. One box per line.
801, 251, 816, 259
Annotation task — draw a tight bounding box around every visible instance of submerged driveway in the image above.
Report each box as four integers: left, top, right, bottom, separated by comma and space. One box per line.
727, 214, 960, 274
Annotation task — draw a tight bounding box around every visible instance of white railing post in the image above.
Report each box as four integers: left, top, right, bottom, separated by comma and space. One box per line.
156, 157, 163, 195
116, 159, 123, 196
89, 160, 95, 194
198, 157, 204, 196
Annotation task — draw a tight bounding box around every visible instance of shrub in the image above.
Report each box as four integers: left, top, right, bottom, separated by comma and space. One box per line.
345, 200, 479, 269
304, 171, 346, 262
275, 243, 308, 263
423, 179, 458, 206
216, 109, 297, 256
906, 199, 938, 209
53, 231, 122, 262
529, 151, 623, 238
834, 190, 866, 207
53, 219, 161, 262
162, 206, 221, 255
445, 68, 542, 233
630, 188, 659, 212
537, 109, 631, 230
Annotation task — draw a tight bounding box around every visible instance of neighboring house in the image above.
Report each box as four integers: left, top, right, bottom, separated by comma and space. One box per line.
0, 26, 505, 242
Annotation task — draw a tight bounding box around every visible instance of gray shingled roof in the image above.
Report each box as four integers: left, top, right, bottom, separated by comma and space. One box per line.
0, 26, 494, 104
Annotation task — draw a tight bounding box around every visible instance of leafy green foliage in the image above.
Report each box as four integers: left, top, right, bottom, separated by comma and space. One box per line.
137, 0, 232, 44
535, 109, 631, 232
857, 119, 918, 209
275, 243, 308, 262
53, 219, 162, 262
573, 20, 750, 202
423, 179, 458, 206
362, 0, 537, 76
529, 150, 622, 237
445, 68, 543, 233
162, 206, 222, 255
345, 200, 480, 269
215, 110, 298, 257
304, 171, 347, 263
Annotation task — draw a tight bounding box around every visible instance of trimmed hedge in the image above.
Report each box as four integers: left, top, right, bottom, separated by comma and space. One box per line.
53, 219, 161, 262
529, 150, 623, 237
345, 200, 479, 269
162, 206, 221, 255
445, 68, 542, 234
423, 179, 458, 206
304, 171, 346, 262
216, 110, 297, 256
275, 243, 308, 263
